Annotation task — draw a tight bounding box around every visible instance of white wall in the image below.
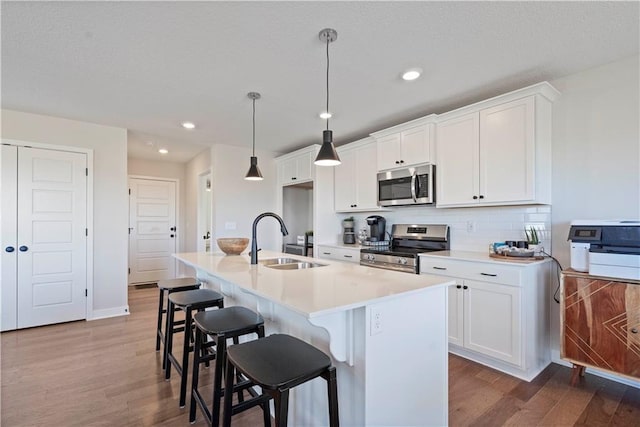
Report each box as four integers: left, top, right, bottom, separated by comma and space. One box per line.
127, 157, 187, 255
548, 55, 640, 368
1, 109, 129, 318
210, 144, 280, 252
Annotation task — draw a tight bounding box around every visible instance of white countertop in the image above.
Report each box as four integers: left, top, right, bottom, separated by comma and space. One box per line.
419, 250, 550, 266
174, 251, 453, 318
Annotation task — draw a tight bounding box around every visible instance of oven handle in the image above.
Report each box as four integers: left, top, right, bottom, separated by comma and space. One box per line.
360, 261, 416, 274
410, 171, 417, 203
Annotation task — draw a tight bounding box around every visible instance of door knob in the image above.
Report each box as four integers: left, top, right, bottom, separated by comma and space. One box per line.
170, 226, 176, 231
170, 234, 175, 238
19, 246, 29, 252
5, 246, 15, 253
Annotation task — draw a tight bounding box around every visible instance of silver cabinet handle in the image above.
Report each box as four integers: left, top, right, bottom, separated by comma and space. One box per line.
433, 266, 447, 270
480, 272, 497, 277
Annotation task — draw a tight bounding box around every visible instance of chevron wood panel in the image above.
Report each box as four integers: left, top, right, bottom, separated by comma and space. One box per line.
561, 272, 640, 381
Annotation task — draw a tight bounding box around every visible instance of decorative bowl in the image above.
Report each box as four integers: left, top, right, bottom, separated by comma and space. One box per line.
217, 238, 249, 255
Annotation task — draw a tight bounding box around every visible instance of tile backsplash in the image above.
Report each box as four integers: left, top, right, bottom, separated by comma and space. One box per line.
339, 205, 552, 255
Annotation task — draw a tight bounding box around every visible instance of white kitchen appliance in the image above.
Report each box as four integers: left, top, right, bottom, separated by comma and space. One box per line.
568, 220, 640, 280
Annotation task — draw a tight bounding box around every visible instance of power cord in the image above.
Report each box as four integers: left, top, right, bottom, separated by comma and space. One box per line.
541, 249, 563, 303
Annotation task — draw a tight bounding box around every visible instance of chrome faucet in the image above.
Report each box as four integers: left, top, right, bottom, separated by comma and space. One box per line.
251, 212, 289, 264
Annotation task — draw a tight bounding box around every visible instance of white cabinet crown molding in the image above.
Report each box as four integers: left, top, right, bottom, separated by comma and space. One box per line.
435, 81, 560, 122
274, 144, 320, 162
369, 114, 438, 139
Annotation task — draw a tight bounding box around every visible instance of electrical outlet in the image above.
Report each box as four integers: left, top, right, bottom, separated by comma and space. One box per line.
466, 221, 476, 233
225, 222, 236, 230
370, 307, 383, 335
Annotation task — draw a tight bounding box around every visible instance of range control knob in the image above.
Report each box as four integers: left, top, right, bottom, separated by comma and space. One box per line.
397, 257, 408, 265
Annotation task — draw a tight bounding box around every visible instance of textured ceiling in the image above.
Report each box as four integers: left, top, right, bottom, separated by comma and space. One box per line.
2, 1, 638, 162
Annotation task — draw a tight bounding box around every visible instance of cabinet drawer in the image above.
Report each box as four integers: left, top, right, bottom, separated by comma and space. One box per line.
420, 258, 521, 286
317, 246, 359, 263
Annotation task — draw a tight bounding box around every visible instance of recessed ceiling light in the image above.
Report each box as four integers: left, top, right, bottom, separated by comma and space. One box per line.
158, 148, 169, 154
402, 68, 422, 81
319, 111, 332, 119
181, 122, 196, 129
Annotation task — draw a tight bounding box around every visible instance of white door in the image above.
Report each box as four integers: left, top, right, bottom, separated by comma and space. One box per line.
128, 178, 177, 284
1, 145, 19, 331
13, 147, 88, 329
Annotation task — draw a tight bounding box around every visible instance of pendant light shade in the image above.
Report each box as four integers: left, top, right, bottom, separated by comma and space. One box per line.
245, 92, 264, 181
314, 28, 341, 167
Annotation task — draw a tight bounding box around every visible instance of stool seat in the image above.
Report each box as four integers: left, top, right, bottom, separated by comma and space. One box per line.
194, 306, 265, 336
168, 288, 223, 308
158, 277, 201, 290
227, 334, 331, 391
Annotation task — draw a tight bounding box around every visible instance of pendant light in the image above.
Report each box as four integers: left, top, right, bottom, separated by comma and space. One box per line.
314, 28, 341, 166
245, 92, 264, 181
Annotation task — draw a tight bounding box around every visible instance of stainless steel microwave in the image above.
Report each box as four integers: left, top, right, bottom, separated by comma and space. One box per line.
377, 164, 435, 206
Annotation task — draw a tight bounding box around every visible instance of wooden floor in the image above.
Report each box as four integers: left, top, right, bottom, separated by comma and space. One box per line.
1, 287, 639, 426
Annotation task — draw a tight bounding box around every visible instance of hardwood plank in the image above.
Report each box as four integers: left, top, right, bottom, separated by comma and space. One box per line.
610, 386, 640, 426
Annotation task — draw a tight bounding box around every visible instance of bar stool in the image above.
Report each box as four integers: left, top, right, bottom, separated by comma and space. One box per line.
165, 288, 224, 408
190, 306, 270, 427
222, 334, 339, 427
155, 278, 201, 359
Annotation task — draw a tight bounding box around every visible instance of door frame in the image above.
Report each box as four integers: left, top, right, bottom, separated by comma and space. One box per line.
197, 169, 212, 253
1, 138, 94, 321
127, 175, 180, 284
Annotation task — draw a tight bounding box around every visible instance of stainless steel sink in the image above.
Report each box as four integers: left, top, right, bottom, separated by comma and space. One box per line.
260, 258, 327, 270
259, 257, 300, 266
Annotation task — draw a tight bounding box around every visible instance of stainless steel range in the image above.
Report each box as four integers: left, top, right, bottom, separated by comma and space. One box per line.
360, 224, 450, 273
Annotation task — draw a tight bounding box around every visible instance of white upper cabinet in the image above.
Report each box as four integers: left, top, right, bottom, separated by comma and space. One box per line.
436, 82, 559, 208
276, 145, 319, 186
372, 116, 436, 171
334, 137, 379, 212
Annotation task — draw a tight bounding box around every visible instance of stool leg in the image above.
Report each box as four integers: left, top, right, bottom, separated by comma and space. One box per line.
156, 288, 165, 352
189, 328, 203, 423
164, 300, 175, 380
222, 355, 235, 427
274, 389, 289, 427
232, 336, 244, 404
179, 306, 194, 408
212, 335, 227, 427
323, 367, 339, 427
262, 400, 272, 427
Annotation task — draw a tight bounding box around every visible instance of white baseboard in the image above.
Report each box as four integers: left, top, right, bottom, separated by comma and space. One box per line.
551, 351, 640, 389
88, 305, 130, 321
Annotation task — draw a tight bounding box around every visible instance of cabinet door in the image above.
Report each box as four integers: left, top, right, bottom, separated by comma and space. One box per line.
464, 280, 522, 366
354, 142, 378, 209
448, 282, 464, 347
436, 113, 480, 206
376, 133, 402, 171
480, 97, 534, 203
401, 125, 430, 166
562, 275, 640, 379
334, 149, 357, 211
295, 151, 314, 182
278, 157, 296, 185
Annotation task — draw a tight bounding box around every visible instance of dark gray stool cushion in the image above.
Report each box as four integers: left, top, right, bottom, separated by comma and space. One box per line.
168, 288, 223, 308
157, 277, 200, 290
194, 306, 264, 336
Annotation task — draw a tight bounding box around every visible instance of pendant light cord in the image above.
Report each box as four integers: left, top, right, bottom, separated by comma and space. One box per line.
326, 35, 330, 131
252, 97, 256, 156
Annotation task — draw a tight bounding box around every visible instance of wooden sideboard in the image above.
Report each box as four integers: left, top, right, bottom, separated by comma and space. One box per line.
561, 270, 640, 385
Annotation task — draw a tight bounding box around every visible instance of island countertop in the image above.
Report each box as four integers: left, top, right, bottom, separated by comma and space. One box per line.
174, 250, 453, 319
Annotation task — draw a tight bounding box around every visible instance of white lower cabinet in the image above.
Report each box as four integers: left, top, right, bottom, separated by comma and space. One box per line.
421, 253, 550, 381
317, 245, 360, 263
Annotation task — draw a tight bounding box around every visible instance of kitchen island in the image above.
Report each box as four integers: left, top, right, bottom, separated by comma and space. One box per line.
174, 251, 455, 426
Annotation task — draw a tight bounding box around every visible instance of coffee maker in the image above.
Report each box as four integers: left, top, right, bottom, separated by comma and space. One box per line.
366, 215, 386, 242
343, 218, 356, 244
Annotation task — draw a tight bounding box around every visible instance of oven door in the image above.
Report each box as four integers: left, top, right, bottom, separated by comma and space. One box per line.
377, 164, 434, 206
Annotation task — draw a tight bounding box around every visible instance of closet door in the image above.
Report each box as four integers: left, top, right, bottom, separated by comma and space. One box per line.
1, 145, 19, 331
16, 147, 87, 329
